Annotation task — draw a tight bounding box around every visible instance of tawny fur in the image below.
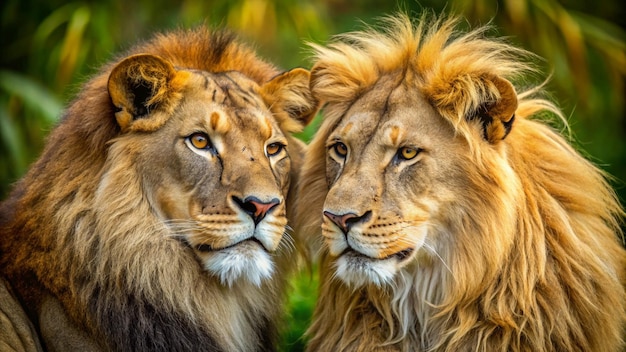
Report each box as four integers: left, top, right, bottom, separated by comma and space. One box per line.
297, 13, 626, 351
0, 26, 316, 352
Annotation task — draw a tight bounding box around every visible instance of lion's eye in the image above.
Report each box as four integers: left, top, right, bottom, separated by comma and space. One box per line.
332, 142, 348, 158
397, 146, 421, 161
187, 133, 211, 150
266, 142, 284, 156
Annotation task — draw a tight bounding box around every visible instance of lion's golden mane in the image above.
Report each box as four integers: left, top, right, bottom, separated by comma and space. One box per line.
0, 27, 316, 351
297, 13, 626, 351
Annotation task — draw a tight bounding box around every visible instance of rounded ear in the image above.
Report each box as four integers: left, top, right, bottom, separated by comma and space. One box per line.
108, 54, 187, 132
470, 75, 518, 143
259, 68, 319, 132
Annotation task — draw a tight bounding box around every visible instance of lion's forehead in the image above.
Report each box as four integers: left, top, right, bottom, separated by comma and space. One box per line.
333, 111, 379, 141
333, 87, 446, 151
185, 69, 267, 113
180, 70, 284, 140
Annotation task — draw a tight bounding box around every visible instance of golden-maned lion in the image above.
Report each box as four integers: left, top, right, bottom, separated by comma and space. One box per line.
297, 13, 626, 351
0, 26, 317, 351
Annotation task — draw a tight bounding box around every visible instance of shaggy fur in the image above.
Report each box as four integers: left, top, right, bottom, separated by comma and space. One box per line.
0, 27, 317, 351
297, 13, 626, 351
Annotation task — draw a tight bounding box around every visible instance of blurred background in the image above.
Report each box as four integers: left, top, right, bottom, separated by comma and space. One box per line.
1, 0, 625, 350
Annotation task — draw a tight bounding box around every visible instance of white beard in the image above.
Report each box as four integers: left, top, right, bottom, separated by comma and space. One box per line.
203, 242, 274, 287
334, 252, 398, 287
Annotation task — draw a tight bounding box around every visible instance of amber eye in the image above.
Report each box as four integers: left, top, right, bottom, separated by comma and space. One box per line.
188, 133, 211, 150
332, 142, 348, 158
266, 142, 284, 156
398, 146, 421, 160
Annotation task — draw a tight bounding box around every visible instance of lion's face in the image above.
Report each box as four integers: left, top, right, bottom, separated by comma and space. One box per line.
152, 72, 292, 287
107, 54, 316, 286
319, 76, 472, 287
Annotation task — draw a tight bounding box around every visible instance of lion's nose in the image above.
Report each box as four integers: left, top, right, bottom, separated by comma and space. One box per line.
233, 196, 280, 224
323, 210, 372, 234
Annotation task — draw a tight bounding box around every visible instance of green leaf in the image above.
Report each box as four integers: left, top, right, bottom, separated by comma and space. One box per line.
0, 70, 62, 124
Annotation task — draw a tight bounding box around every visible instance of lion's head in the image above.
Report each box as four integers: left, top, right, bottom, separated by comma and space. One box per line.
0, 28, 317, 351
297, 14, 626, 351
107, 53, 310, 287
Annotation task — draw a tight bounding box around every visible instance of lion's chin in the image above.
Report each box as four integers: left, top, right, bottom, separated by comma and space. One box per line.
334, 248, 415, 287
200, 241, 275, 287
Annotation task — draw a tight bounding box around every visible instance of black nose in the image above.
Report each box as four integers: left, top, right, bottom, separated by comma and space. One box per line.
233, 196, 280, 224
323, 210, 372, 234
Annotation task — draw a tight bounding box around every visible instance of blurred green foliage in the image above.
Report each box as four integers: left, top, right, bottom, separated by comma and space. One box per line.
1, 0, 625, 350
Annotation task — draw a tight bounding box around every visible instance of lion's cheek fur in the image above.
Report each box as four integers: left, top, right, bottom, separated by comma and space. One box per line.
78, 154, 282, 351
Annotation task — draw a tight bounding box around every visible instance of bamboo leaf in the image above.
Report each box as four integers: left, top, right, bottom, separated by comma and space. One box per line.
0, 103, 27, 172
0, 70, 62, 124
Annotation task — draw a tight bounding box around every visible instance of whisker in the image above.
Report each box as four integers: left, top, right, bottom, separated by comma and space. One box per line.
422, 242, 455, 282
162, 219, 198, 225
163, 227, 205, 236
276, 231, 296, 255
161, 219, 209, 236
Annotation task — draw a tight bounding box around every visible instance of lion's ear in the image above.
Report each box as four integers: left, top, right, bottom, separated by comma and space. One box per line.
427, 74, 518, 144
259, 68, 319, 132
108, 54, 188, 132
469, 75, 518, 143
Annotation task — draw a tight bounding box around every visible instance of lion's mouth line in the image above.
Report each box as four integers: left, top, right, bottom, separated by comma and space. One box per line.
341, 246, 414, 261
178, 236, 267, 253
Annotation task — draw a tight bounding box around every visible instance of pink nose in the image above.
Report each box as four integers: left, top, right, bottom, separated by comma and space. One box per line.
323, 211, 371, 234
249, 199, 278, 219
233, 196, 280, 224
